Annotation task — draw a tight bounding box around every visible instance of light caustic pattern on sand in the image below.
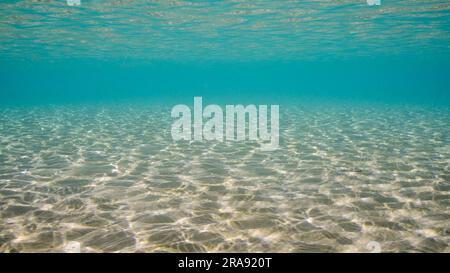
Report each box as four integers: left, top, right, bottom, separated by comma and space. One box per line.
0, 103, 449, 252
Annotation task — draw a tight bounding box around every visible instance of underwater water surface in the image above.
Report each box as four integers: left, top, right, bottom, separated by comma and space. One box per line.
0, 0, 449, 252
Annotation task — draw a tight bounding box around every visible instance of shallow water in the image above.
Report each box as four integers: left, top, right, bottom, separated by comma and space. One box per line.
1, 0, 450, 253
0, 102, 449, 252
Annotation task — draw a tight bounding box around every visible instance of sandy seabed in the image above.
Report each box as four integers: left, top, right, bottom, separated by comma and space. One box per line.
0, 102, 449, 252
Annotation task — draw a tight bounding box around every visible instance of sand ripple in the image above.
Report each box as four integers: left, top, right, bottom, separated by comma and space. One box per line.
0, 102, 449, 252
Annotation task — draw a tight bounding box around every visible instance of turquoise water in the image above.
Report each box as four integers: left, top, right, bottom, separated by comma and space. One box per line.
0, 1, 449, 252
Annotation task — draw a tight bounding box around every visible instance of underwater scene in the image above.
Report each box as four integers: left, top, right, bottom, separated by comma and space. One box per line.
0, 0, 449, 253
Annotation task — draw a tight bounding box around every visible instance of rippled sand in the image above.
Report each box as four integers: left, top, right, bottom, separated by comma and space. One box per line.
0, 102, 449, 253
